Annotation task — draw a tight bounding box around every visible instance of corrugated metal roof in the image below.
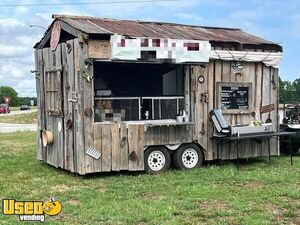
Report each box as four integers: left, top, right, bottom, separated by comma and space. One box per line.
36, 14, 280, 48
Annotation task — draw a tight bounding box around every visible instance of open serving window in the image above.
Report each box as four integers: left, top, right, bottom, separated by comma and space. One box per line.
94, 62, 187, 122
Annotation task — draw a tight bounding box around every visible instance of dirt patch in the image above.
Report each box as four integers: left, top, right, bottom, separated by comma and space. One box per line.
281, 196, 300, 206
243, 181, 264, 189
192, 201, 233, 225
51, 184, 76, 193
208, 201, 228, 211
136, 222, 148, 225
196, 200, 229, 211
96, 186, 107, 193
50, 184, 90, 193
232, 181, 264, 189
66, 199, 80, 206
50, 183, 107, 193
141, 193, 164, 201
53, 213, 74, 222
265, 203, 286, 224
290, 209, 300, 225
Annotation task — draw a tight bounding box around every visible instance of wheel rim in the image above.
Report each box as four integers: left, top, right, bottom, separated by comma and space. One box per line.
182, 148, 199, 168
148, 150, 166, 171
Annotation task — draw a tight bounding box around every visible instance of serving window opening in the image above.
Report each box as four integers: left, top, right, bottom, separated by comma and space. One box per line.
94, 62, 188, 122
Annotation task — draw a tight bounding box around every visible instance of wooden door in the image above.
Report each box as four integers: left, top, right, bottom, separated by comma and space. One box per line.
42, 45, 64, 169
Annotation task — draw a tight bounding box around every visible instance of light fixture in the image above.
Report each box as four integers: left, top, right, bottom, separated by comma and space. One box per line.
232, 61, 244, 74
29, 25, 47, 30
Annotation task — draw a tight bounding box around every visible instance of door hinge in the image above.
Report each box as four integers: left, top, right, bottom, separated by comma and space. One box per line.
200, 92, 209, 103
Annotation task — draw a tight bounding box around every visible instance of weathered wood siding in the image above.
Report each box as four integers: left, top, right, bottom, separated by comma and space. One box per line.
91, 123, 145, 172
35, 49, 45, 161
144, 125, 194, 146
88, 40, 111, 59
35, 45, 65, 168
191, 59, 279, 160
36, 37, 279, 174
62, 40, 75, 172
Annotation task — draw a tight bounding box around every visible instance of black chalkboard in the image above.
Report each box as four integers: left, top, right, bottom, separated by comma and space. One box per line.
221, 86, 249, 110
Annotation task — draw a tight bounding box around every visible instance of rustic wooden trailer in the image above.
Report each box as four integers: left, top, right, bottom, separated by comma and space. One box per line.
34, 14, 283, 174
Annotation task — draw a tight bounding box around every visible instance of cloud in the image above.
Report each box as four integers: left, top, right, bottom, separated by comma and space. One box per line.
14, 6, 28, 14
14, 79, 36, 97
0, 63, 28, 78
0, 45, 29, 58
0, 18, 24, 27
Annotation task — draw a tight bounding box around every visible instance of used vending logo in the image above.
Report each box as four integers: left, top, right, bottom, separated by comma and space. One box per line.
2, 198, 62, 222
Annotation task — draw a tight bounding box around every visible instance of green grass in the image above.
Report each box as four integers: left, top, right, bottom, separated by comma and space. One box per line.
0, 132, 299, 225
0, 111, 37, 124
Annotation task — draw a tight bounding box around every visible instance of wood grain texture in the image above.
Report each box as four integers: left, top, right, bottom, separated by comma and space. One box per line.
88, 40, 111, 59
128, 124, 144, 171
74, 38, 86, 174
35, 50, 43, 161
93, 123, 102, 172
101, 124, 112, 171
119, 123, 129, 170
111, 123, 121, 171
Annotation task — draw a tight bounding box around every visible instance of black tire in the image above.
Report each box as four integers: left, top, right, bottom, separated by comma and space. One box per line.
173, 143, 204, 170
144, 146, 171, 174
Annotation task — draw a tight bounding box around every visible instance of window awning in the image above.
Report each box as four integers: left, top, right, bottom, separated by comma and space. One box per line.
210, 50, 282, 68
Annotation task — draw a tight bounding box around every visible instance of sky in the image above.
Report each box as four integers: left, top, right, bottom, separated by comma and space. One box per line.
0, 0, 300, 97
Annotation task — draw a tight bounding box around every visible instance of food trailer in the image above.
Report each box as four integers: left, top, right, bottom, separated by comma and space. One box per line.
34, 15, 283, 174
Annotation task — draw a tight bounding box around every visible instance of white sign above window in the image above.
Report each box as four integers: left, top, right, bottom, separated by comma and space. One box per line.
110, 34, 211, 63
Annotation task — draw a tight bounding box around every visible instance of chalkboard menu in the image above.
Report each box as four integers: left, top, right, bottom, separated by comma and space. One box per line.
221, 86, 249, 109
217, 82, 252, 113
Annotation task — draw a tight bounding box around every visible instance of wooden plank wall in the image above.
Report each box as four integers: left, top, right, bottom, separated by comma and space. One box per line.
88, 40, 111, 59
72, 39, 86, 174
192, 55, 279, 160
144, 125, 193, 146
92, 123, 145, 172
41, 45, 64, 168
35, 49, 45, 161
62, 40, 75, 172
191, 65, 209, 157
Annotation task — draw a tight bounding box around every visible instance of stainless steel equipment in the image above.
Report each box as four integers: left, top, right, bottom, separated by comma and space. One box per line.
231, 123, 274, 136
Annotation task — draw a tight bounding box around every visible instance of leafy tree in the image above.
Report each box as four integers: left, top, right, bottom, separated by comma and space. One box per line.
279, 77, 300, 104
292, 78, 300, 102
19, 97, 37, 106
0, 86, 20, 106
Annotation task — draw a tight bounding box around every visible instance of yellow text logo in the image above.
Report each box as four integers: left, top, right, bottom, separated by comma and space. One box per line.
2, 199, 62, 222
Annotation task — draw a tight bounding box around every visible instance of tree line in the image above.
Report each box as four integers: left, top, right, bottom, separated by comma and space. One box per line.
279, 78, 300, 104
0, 86, 36, 107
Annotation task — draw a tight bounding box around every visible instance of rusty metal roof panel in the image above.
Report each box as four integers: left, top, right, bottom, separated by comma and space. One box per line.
52, 15, 279, 46
90, 19, 153, 37
61, 18, 111, 34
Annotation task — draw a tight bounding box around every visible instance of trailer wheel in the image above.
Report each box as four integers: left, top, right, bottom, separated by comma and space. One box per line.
144, 146, 171, 174
173, 143, 203, 170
